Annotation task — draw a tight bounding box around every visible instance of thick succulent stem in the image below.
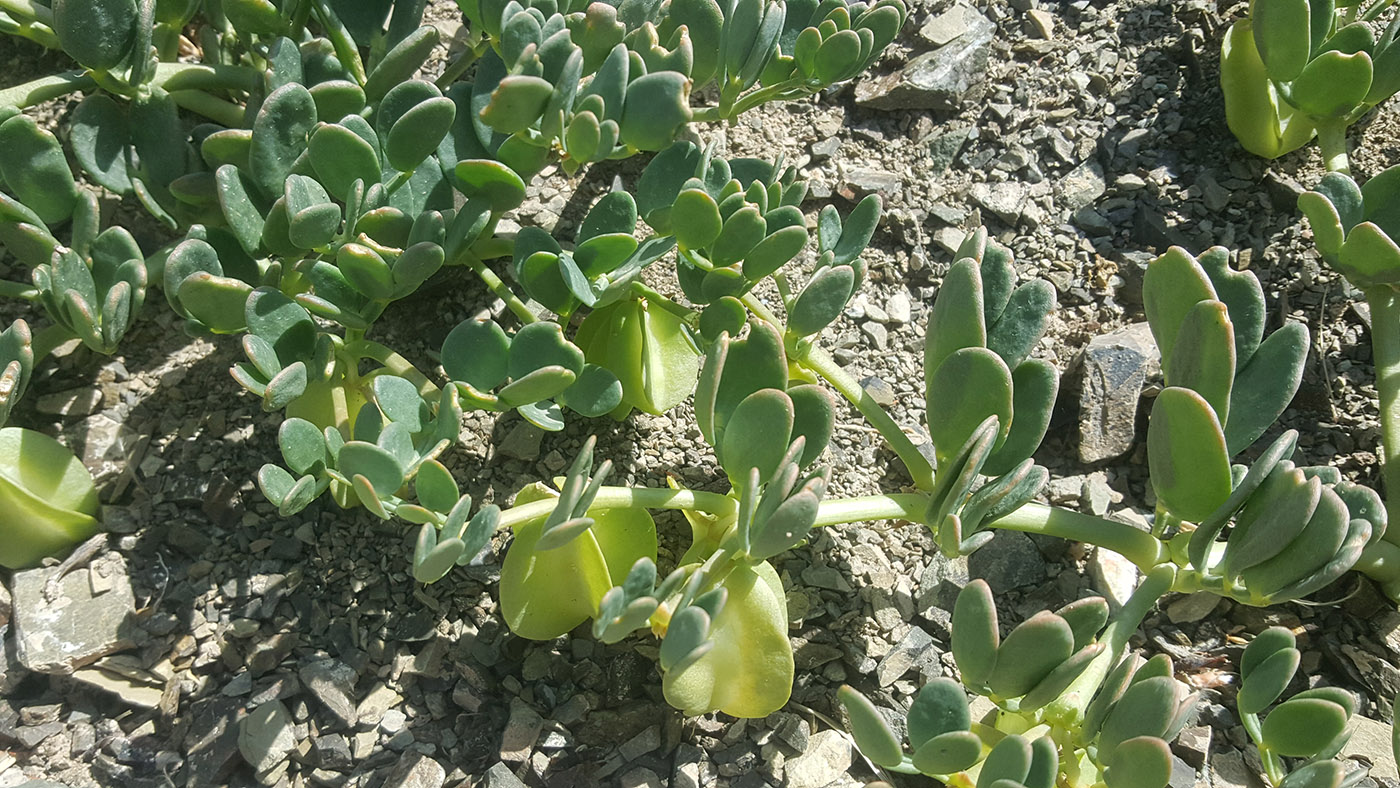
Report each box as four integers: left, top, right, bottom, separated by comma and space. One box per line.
341, 340, 440, 399
0, 279, 38, 302
1369, 288, 1400, 541
461, 255, 539, 324
987, 503, 1171, 570
494, 485, 739, 532
740, 292, 938, 490
1317, 121, 1351, 176
0, 70, 96, 109
167, 90, 244, 128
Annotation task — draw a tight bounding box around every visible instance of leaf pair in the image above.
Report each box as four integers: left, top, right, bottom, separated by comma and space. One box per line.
574, 295, 699, 418
924, 230, 1058, 478
695, 321, 835, 484
1143, 247, 1308, 522
952, 579, 1108, 707
510, 191, 639, 315
407, 481, 502, 584
31, 196, 147, 355
1300, 167, 1400, 291
1240, 627, 1355, 759
729, 439, 830, 560
1080, 653, 1198, 788
442, 318, 624, 429
786, 195, 881, 337
839, 678, 981, 775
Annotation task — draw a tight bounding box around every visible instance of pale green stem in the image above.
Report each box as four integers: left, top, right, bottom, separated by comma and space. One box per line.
1317, 121, 1351, 176
341, 339, 441, 399
0, 14, 58, 48
0, 279, 38, 301
462, 255, 538, 324
631, 282, 701, 324
1363, 0, 1398, 21
167, 89, 245, 127
1369, 288, 1400, 538
154, 62, 261, 93
811, 492, 927, 527
987, 502, 1170, 569
495, 485, 739, 531
435, 42, 482, 90
1045, 565, 1176, 727
740, 291, 938, 490
1241, 712, 1287, 785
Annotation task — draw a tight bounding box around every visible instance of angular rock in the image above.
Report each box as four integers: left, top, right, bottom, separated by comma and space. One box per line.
382, 752, 446, 788
1211, 750, 1265, 788
918, 554, 970, 631
1172, 725, 1211, 770
875, 625, 938, 687
919, 2, 994, 47
1089, 547, 1139, 611
1078, 322, 1159, 463
483, 762, 528, 788
500, 698, 545, 763
967, 531, 1044, 593
1167, 593, 1220, 625
184, 697, 246, 787
783, 730, 856, 788
855, 22, 994, 111
970, 182, 1030, 225
1060, 159, 1107, 212
238, 700, 296, 774
300, 658, 358, 728
12, 554, 138, 674
498, 421, 544, 461
1342, 716, 1398, 780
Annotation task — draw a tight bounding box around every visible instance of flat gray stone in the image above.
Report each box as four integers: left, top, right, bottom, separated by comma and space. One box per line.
1341, 716, 1398, 780
499, 698, 544, 763
381, 752, 446, 788
918, 2, 996, 48
875, 624, 938, 687
482, 762, 527, 788
855, 22, 995, 111
1167, 593, 1220, 625
1089, 547, 1139, 611
300, 658, 357, 728
238, 700, 296, 774
12, 554, 137, 674
1061, 159, 1107, 212
1078, 322, 1159, 463
970, 182, 1030, 224
784, 730, 856, 788
968, 530, 1044, 593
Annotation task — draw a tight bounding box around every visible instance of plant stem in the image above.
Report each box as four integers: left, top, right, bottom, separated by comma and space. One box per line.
1317, 121, 1351, 175
167, 89, 245, 127
740, 291, 938, 490
462, 255, 538, 324
0, 279, 38, 302
0, 12, 58, 48
632, 282, 700, 324
1368, 288, 1400, 539
989, 503, 1171, 569
341, 339, 441, 399
435, 42, 482, 90
494, 485, 739, 531
812, 492, 927, 527
154, 62, 261, 93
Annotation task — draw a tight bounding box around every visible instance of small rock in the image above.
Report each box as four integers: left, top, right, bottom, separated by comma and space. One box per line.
1172, 726, 1211, 770
1167, 593, 1220, 625
0, 581, 9, 631
860, 376, 897, 408
917, 554, 969, 631
355, 683, 403, 728
861, 321, 888, 350
855, 21, 995, 111
300, 659, 358, 728
1078, 322, 1159, 463
1082, 473, 1114, 516
381, 752, 446, 788
380, 708, 407, 734
886, 292, 911, 324
875, 625, 938, 687
238, 701, 295, 774
314, 734, 352, 771
482, 762, 528, 788
620, 725, 660, 762
36, 387, 103, 417
12, 555, 137, 674
1211, 750, 1264, 788
970, 181, 1029, 225
500, 698, 544, 763
1167, 754, 1202, 788
968, 531, 1044, 593
841, 168, 901, 198
1025, 8, 1054, 38
1089, 547, 1140, 611
1342, 716, 1398, 780
783, 730, 856, 788
1061, 159, 1107, 212
1116, 173, 1147, 191
810, 137, 841, 160
498, 421, 544, 461
918, 2, 993, 47
620, 766, 664, 788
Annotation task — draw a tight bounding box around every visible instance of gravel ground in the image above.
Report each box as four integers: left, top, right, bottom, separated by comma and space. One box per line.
3, 0, 1400, 787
